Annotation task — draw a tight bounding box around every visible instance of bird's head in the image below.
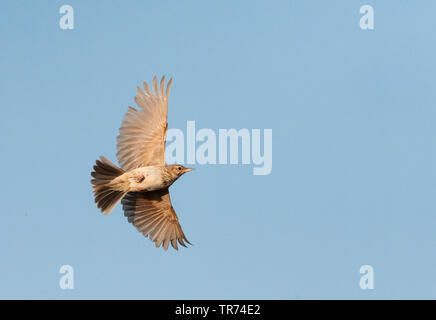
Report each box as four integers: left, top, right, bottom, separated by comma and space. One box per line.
166, 165, 194, 180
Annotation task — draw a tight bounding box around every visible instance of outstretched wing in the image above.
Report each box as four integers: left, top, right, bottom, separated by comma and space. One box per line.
122, 188, 191, 251
116, 76, 173, 171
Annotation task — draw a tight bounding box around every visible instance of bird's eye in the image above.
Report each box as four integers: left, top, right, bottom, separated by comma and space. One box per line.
178, 167, 182, 171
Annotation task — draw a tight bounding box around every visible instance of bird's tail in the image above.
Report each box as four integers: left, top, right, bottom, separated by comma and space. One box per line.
91, 156, 127, 215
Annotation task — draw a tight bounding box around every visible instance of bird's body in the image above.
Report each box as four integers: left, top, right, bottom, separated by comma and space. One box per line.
90, 76, 194, 251
112, 166, 169, 192
110, 166, 181, 193
119, 166, 167, 192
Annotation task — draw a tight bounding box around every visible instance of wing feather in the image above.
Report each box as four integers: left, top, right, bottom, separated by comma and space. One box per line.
122, 188, 191, 251
116, 76, 172, 170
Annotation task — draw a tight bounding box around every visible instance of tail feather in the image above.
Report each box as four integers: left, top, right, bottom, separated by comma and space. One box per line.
91, 156, 127, 215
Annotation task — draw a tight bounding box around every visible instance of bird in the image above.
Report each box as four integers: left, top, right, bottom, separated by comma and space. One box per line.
90, 76, 194, 251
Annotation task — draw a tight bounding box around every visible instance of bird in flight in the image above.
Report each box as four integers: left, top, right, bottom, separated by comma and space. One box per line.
90, 76, 194, 251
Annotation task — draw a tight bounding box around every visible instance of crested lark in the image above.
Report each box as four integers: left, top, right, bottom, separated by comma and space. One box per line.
91, 76, 194, 251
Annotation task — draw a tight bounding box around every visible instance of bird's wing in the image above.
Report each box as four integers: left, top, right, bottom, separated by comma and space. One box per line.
122, 188, 191, 251
116, 76, 173, 170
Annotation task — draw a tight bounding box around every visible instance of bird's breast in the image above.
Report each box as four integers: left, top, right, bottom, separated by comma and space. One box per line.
127, 166, 167, 192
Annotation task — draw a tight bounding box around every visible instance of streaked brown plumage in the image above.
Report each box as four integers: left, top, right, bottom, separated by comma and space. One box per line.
90, 76, 194, 251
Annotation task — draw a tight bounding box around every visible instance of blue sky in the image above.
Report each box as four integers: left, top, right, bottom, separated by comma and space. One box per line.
1, 1, 436, 299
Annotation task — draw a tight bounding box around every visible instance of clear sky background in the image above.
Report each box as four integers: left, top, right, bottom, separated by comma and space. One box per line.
1, 1, 436, 299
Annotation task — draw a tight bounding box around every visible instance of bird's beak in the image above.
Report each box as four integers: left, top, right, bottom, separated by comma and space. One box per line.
183, 167, 194, 173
